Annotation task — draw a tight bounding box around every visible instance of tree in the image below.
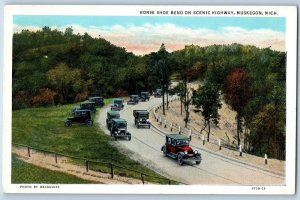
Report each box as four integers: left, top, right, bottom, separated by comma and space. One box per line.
224, 68, 250, 146
147, 43, 172, 115
47, 63, 82, 103
192, 83, 221, 142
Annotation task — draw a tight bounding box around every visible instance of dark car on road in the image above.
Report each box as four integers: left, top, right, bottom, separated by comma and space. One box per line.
106, 110, 120, 129
153, 89, 162, 98
110, 118, 131, 141
127, 95, 139, 105
161, 134, 201, 165
111, 98, 124, 111
88, 96, 104, 107
65, 109, 93, 127
139, 92, 150, 101
133, 110, 150, 128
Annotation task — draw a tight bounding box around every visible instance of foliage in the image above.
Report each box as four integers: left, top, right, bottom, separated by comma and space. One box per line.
224, 68, 250, 146
192, 83, 221, 142
31, 88, 57, 106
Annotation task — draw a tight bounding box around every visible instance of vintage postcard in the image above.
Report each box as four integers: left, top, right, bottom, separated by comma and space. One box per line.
2, 5, 297, 194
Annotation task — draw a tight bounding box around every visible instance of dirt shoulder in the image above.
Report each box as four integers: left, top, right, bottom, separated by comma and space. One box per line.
150, 99, 285, 175
12, 146, 146, 184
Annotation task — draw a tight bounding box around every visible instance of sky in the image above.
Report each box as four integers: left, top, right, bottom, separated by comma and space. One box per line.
13, 15, 286, 55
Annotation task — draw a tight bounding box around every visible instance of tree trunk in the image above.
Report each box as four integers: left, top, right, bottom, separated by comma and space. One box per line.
180, 96, 183, 115
207, 119, 210, 142
166, 91, 169, 110
184, 78, 189, 128
162, 89, 165, 115
237, 116, 241, 146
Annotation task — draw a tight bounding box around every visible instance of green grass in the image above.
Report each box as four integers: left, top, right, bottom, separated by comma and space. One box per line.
12, 155, 94, 184
12, 99, 173, 184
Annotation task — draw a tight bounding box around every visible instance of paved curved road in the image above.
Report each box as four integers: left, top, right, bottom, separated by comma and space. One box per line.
98, 97, 285, 185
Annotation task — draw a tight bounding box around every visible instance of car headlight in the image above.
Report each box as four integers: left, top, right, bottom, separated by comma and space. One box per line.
184, 151, 188, 155
194, 150, 198, 154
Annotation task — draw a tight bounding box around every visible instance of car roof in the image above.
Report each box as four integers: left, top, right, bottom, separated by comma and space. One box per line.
136, 110, 148, 114
112, 118, 127, 122
74, 109, 91, 113
107, 110, 119, 115
130, 95, 139, 97
89, 96, 103, 99
141, 92, 149, 94
81, 101, 95, 104
167, 134, 189, 140
113, 98, 123, 101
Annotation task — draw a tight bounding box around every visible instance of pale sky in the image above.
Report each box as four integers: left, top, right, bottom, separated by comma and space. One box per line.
13, 16, 286, 55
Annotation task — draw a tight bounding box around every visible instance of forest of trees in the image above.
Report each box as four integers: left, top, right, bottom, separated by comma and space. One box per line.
13, 27, 286, 159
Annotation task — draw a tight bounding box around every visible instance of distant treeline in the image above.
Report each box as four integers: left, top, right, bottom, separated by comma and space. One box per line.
13, 27, 286, 158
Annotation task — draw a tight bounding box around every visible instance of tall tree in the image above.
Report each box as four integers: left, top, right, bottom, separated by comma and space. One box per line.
192, 83, 221, 142
147, 43, 172, 115
224, 68, 250, 146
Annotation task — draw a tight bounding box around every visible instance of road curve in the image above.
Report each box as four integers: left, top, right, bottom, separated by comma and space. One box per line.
98, 97, 285, 185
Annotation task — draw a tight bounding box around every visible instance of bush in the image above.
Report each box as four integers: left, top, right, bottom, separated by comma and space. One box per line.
31, 88, 57, 106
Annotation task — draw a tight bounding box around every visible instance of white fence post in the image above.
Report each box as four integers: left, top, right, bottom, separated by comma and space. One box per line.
265, 154, 268, 165
189, 129, 192, 140
164, 120, 167, 128
202, 135, 205, 145
218, 139, 222, 150
170, 123, 173, 131
178, 126, 181, 134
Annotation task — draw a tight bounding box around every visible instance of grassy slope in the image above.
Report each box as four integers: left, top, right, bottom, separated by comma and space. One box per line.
12, 99, 171, 184
12, 155, 93, 184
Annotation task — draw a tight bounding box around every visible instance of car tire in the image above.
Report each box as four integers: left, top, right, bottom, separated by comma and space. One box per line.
162, 146, 167, 157
86, 120, 93, 127
196, 161, 200, 165
137, 125, 140, 128
177, 154, 184, 165
65, 121, 72, 127
148, 125, 151, 129
128, 136, 131, 141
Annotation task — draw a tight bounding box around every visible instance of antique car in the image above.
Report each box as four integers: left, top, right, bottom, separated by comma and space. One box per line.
65, 109, 93, 127
72, 101, 96, 114
139, 92, 150, 101
153, 89, 162, 98
161, 134, 201, 165
110, 118, 131, 141
88, 96, 104, 107
111, 98, 124, 111
127, 95, 139, 105
133, 110, 150, 128
106, 110, 120, 129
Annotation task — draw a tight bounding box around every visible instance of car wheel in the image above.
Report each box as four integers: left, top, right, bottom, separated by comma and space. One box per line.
177, 154, 184, 165
128, 136, 131, 141
196, 161, 200, 165
148, 125, 151, 129
163, 146, 167, 157
137, 125, 140, 128
65, 121, 72, 127
86, 120, 93, 127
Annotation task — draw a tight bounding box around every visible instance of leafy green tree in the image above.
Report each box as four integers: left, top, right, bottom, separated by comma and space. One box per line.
192, 83, 221, 142
147, 43, 173, 115
47, 63, 82, 103
225, 68, 250, 146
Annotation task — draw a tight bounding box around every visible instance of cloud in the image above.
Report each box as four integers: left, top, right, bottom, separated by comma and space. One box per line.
13, 23, 285, 55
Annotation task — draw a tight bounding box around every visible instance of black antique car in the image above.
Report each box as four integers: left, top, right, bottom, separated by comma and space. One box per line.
88, 96, 104, 107
153, 89, 162, 98
127, 95, 139, 105
111, 98, 124, 111
139, 92, 150, 101
133, 110, 150, 128
110, 118, 131, 141
65, 110, 93, 127
106, 110, 120, 129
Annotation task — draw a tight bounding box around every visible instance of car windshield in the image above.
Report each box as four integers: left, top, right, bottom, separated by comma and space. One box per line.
112, 114, 120, 118
176, 140, 189, 146
114, 100, 122, 105
116, 122, 127, 128
139, 113, 148, 118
